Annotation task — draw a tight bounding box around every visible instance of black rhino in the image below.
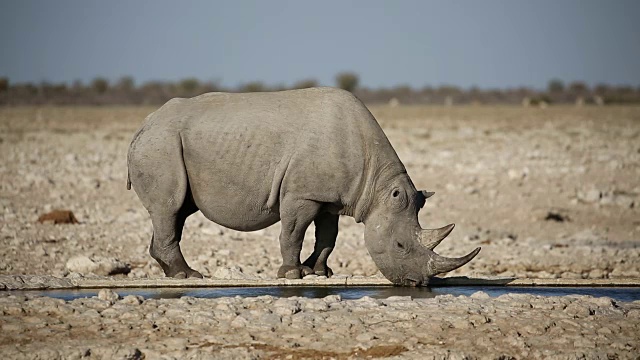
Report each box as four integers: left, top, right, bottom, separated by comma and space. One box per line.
127, 87, 479, 286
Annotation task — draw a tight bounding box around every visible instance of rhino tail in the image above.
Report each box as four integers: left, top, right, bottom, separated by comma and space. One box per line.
126, 141, 134, 190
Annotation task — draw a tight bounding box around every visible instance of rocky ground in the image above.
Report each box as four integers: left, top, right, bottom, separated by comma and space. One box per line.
0, 289, 638, 359
1, 105, 639, 358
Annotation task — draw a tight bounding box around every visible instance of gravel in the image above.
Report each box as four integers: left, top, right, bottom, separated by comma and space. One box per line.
1, 291, 638, 359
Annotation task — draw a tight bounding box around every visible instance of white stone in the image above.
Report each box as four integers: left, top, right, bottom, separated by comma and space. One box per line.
97, 289, 120, 302
66, 256, 130, 276
120, 295, 143, 305
66, 256, 98, 274
212, 266, 256, 280
470, 291, 491, 299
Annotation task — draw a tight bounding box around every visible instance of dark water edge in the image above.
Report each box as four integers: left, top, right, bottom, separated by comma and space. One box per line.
10, 286, 640, 302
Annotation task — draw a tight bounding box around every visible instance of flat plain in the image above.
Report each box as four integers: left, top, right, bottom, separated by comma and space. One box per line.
1, 105, 639, 358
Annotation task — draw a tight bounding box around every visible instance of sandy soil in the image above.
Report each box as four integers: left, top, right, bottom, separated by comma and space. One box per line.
1, 105, 639, 358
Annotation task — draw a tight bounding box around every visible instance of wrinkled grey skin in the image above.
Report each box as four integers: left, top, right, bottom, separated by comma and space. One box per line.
127, 87, 479, 285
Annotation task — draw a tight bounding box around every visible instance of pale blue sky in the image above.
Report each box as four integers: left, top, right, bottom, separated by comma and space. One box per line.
1, 0, 639, 89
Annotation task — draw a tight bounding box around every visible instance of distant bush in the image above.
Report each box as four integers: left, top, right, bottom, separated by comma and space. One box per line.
335, 72, 359, 92
292, 79, 318, 89
1, 75, 639, 106
602, 85, 638, 104
569, 81, 588, 94
0, 77, 8, 93
91, 77, 109, 94
180, 78, 200, 94
199, 81, 221, 93
116, 76, 135, 92
548, 79, 565, 93
71, 80, 84, 91
437, 85, 462, 96
239, 81, 266, 92
529, 95, 552, 106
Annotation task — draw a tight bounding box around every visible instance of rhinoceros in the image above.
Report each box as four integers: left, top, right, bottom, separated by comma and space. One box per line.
127, 87, 479, 286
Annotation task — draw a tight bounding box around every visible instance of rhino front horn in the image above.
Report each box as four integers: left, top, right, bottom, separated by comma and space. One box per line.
430, 247, 481, 276
418, 223, 455, 250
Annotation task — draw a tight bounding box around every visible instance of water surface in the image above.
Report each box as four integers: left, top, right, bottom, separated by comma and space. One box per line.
14, 286, 640, 302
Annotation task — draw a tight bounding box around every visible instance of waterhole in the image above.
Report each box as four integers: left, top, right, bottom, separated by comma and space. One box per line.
14, 286, 640, 302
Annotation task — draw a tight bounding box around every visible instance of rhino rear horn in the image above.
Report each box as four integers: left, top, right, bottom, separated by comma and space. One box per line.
418, 223, 455, 250
421, 190, 435, 199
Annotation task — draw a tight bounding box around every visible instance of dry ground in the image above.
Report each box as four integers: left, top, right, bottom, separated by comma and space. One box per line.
1, 105, 638, 279
1, 104, 639, 359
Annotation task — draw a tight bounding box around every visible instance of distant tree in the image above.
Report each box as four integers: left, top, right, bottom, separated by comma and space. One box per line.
91, 77, 109, 94
393, 85, 412, 95
614, 85, 633, 94
335, 72, 359, 92
547, 79, 565, 93
200, 80, 221, 93
24, 83, 38, 95
0, 77, 8, 93
239, 81, 266, 92
141, 81, 166, 94
568, 81, 588, 94
437, 85, 461, 95
38, 81, 52, 95
530, 94, 552, 106
117, 76, 135, 92
72, 79, 84, 91
51, 83, 68, 94
140, 81, 171, 104
180, 78, 200, 93
292, 78, 318, 89
271, 84, 288, 92
420, 86, 434, 95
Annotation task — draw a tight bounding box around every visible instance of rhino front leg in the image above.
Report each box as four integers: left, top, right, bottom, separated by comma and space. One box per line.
277, 199, 322, 279
303, 213, 338, 277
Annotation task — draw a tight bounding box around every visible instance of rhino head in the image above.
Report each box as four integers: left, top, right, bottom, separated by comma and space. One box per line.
363, 176, 480, 286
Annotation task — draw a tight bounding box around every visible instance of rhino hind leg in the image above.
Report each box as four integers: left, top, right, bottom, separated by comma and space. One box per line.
277, 199, 323, 279
131, 133, 203, 279
303, 212, 338, 277
149, 198, 203, 279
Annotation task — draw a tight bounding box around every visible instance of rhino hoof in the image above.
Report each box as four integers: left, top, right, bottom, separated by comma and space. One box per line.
315, 267, 333, 278
171, 269, 203, 279
285, 269, 301, 279
278, 265, 313, 279
189, 270, 204, 278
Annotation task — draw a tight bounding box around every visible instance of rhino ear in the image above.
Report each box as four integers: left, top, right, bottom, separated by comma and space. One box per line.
421, 190, 435, 199
417, 190, 434, 209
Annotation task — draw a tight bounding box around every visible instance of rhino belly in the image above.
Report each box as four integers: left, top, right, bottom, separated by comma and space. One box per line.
194, 194, 280, 232
181, 129, 283, 232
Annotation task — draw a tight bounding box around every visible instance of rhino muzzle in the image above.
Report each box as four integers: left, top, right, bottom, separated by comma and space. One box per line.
368, 223, 481, 286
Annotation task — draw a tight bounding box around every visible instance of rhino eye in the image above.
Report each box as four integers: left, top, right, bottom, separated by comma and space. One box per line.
395, 241, 410, 255
392, 190, 399, 198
